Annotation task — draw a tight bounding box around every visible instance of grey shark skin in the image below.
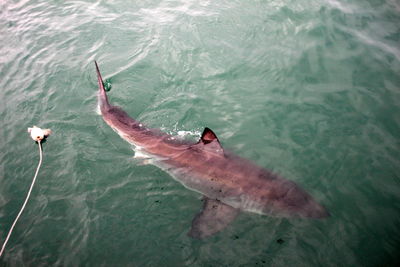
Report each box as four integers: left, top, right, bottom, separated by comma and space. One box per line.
95, 61, 329, 239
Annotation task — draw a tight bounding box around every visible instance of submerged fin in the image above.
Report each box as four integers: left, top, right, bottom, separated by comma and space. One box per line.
196, 127, 224, 155
188, 197, 239, 239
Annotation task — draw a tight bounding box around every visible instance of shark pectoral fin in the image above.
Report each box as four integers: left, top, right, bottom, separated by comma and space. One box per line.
188, 197, 239, 239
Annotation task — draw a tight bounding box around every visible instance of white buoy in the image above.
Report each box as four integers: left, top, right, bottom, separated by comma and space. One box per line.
28, 126, 52, 141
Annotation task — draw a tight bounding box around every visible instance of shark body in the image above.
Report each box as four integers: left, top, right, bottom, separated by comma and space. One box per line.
95, 61, 329, 238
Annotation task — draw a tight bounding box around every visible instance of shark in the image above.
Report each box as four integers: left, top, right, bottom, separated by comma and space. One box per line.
94, 61, 329, 239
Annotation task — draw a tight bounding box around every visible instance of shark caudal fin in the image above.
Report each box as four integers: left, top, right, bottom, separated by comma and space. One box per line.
94, 61, 110, 109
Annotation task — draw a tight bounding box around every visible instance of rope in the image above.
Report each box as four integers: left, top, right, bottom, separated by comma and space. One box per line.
0, 141, 43, 257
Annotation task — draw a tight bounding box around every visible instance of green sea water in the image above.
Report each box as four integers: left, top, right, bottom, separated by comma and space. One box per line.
1, 0, 400, 266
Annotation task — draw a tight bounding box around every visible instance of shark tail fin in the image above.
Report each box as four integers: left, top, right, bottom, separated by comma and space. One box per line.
94, 61, 110, 109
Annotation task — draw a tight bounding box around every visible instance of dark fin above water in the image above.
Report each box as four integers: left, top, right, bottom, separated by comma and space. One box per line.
94, 61, 110, 107
95, 61, 105, 91
200, 127, 219, 144
188, 197, 239, 239
197, 127, 224, 155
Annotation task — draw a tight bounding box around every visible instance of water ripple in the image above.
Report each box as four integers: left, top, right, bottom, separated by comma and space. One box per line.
1, 0, 400, 266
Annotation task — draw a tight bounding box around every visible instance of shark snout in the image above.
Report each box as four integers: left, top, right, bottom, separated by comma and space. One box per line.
303, 200, 330, 218
280, 183, 329, 219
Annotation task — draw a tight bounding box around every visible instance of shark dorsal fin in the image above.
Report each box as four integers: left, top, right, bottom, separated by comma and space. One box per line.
201, 127, 219, 144
198, 127, 224, 155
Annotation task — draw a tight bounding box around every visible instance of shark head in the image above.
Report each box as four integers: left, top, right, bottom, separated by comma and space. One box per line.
265, 179, 330, 218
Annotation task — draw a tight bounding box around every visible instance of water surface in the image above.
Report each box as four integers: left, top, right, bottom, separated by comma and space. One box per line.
1, 0, 400, 266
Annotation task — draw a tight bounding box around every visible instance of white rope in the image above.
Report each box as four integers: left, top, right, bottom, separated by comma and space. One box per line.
0, 141, 43, 257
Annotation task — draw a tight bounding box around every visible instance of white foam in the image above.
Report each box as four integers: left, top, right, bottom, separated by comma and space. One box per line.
95, 104, 101, 115
177, 130, 201, 138
133, 150, 151, 159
